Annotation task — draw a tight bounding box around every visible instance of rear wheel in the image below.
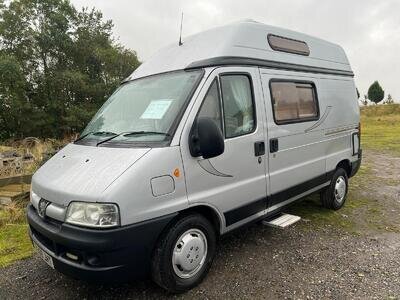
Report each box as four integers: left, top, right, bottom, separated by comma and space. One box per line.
321, 168, 348, 210
151, 214, 216, 293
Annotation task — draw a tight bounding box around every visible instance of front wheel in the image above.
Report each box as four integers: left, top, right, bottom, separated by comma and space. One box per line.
151, 214, 217, 293
321, 168, 348, 210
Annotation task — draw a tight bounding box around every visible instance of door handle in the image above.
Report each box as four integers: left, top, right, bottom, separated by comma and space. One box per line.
270, 138, 279, 153
254, 141, 265, 156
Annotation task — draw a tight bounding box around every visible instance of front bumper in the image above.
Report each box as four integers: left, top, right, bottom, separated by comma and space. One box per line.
350, 149, 362, 178
27, 204, 176, 282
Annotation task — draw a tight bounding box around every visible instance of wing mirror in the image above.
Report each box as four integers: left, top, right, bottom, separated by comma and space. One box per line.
189, 117, 224, 159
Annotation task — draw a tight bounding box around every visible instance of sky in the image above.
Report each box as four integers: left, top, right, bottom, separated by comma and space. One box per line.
70, 0, 400, 101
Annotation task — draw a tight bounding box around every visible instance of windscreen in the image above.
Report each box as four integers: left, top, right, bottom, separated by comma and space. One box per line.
80, 70, 203, 145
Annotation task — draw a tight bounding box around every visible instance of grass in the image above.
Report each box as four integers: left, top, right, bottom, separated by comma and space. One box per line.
361, 104, 400, 155
0, 224, 32, 267
0, 201, 33, 267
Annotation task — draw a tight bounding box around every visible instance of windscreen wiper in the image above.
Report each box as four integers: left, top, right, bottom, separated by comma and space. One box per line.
74, 131, 117, 142
96, 131, 171, 146
123, 131, 171, 137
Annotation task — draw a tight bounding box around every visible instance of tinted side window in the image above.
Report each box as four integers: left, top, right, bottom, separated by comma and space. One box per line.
198, 79, 222, 131
268, 34, 310, 56
220, 75, 255, 138
270, 81, 318, 124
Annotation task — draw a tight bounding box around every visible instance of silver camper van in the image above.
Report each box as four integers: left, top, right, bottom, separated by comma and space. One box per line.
27, 20, 362, 292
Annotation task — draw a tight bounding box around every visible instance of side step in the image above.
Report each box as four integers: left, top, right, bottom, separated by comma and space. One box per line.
262, 213, 301, 229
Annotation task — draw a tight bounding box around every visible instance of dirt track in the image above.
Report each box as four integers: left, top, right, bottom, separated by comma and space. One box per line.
1, 150, 399, 299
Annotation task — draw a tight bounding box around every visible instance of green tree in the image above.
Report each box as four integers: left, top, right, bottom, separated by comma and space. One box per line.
367, 81, 385, 105
0, 0, 140, 140
0, 54, 32, 140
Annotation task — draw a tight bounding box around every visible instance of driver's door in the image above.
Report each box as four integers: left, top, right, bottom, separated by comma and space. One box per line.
181, 67, 268, 232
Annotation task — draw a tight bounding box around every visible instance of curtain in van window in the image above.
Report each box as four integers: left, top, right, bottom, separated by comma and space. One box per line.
228, 77, 252, 124
221, 75, 254, 138
297, 84, 317, 118
271, 82, 318, 123
272, 82, 299, 121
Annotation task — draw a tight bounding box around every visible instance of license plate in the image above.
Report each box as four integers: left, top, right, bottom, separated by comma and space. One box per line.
33, 241, 54, 269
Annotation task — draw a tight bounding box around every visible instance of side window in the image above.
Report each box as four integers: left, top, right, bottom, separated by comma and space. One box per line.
220, 75, 255, 138
270, 81, 318, 124
197, 79, 222, 131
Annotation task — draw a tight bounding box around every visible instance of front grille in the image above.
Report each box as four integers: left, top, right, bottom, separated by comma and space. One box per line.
30, 226, 56, 253
33, 199, 63, 226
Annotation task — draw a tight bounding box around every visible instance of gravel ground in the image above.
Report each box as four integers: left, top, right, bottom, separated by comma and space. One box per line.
0, 150, 399, 299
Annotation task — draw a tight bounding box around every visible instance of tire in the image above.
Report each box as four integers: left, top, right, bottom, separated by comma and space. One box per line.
151, 214, 217, 293
321, 168, 349, 210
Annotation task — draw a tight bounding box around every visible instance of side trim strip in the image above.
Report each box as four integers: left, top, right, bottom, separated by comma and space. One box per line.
266, 182, 330, 213
268, 171, 334, 207
325, 125, 358, 136
185, 56, 354, 77
224, 198, 266, 227
223, 172, 334, 226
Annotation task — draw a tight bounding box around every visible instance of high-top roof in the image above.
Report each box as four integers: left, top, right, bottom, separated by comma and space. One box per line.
129, 20, 353, 80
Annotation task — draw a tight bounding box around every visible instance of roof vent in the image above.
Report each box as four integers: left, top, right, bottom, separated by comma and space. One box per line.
268, 34, 310, 56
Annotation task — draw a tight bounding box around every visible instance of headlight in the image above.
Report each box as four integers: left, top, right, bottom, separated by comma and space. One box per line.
66, 202, 120, 228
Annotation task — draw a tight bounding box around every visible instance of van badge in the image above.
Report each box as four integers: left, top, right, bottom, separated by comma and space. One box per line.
38, 199, 50, 218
